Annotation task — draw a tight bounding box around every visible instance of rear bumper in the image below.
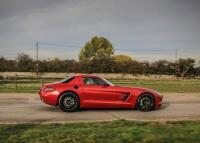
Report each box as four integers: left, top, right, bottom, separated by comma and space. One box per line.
39, 90, 59, 106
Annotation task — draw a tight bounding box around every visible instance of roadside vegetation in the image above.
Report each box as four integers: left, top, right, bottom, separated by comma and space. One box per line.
0, 120, 200, 143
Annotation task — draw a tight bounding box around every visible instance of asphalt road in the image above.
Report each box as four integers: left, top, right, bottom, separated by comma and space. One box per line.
0, 93, 200, 123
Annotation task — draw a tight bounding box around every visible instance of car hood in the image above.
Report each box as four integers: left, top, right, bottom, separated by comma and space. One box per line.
112, 85, 160, 95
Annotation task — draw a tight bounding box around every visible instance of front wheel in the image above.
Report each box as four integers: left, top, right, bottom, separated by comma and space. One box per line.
58, 92, 80, 112
136, 93, 155, 112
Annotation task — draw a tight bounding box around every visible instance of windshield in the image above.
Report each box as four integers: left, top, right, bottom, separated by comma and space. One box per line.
102, 78, 114, 86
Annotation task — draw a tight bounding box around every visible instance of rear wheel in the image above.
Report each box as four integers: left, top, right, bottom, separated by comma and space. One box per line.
58, 92, 79, 112
136, 93, 155, 112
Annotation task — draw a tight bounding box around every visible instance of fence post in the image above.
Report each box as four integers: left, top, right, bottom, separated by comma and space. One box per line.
15, 74, 17, 90
42, 76, 45, 86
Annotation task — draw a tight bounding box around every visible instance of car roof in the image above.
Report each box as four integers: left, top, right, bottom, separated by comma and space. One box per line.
75, 74, 99, 78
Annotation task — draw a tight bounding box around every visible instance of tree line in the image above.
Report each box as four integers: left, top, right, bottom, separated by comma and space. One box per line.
0, 36, 200, 77
0, 53, 199, 78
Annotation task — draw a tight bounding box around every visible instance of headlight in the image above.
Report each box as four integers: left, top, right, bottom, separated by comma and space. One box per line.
43, 87, 55, 92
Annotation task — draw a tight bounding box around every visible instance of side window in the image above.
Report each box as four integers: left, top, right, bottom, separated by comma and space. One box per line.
83, 77, 105, 85
83, 77, 94, 85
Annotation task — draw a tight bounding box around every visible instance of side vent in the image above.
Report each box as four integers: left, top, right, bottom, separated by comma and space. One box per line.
120, 93, 130, 101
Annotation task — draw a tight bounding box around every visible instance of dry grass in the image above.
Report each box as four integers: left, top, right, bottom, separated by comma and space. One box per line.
0, 72, 178, 80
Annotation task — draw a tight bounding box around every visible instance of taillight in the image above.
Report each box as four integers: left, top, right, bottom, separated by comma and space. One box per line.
43, 87, 55, 92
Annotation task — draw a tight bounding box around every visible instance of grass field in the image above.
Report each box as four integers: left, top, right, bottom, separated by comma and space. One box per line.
0, 120, 200, 143
0, 79, 200, 93
112, 79, 200, 93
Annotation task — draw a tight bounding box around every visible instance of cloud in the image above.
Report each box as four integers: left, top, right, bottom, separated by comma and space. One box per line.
0, 0, 200, 61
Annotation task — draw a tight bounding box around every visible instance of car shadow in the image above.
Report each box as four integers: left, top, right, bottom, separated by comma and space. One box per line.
79, 102, 170, 112
38, 102, 170, 112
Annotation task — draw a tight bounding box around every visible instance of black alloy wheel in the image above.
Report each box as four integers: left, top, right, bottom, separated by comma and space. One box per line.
136, 93, 155, 112
58, 92, 79, 112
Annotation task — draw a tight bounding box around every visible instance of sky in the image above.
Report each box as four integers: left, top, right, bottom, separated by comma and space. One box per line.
0, 0, 200, 61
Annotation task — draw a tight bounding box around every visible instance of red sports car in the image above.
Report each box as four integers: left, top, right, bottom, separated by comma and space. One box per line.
39, 75, 163, 112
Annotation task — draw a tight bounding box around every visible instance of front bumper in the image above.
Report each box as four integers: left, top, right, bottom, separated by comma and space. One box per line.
157, 95, 163, 108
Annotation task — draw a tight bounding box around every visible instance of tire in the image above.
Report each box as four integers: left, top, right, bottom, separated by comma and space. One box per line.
136, 93, 155, 112
58, 92, 80, 112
